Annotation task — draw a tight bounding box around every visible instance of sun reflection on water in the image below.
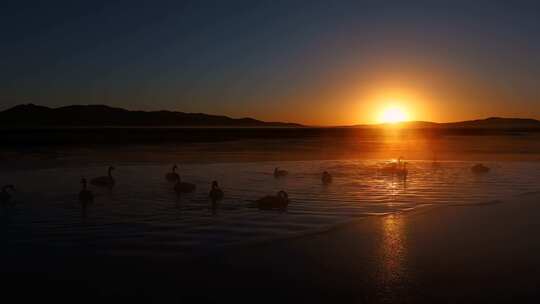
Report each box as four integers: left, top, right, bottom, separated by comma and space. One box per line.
378, 214, 407, 298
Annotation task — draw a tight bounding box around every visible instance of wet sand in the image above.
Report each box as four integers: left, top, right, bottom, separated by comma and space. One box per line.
4, 192, 540, 303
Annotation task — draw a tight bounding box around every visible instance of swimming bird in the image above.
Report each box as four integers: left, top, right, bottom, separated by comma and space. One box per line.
322, 171, 333, 184
166, 164, 180, 182
0, 185, 15, 204
209, 181, 224, 202
90, 166, 115, 188
256, 190, 289, 210
432, 154, 442, 168
380, 162, 399, 174
174, 176, 196, 194
273, 167, 288, 178
209, 181, 224, 215
396, 162, 408, 178
79, 178, 94, 204
380, 158, 408, 177
471, 163, 490, 174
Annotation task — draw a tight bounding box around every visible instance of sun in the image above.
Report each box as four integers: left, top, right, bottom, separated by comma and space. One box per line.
378, 106, 410, 124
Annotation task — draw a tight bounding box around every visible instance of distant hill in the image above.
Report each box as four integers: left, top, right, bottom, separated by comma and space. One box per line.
2, 104, 538, 130
352, 117, 540, 130
0, 104, 302, 127
442, 117, 540, 129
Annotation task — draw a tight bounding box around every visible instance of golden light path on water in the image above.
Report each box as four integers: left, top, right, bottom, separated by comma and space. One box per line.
381, 215, 406, 284
376, 214, 407, 301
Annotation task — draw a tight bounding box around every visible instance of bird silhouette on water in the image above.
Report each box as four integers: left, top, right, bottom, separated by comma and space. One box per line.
0, 185, 16, 205
322, 171, 333, 185
209, 181, 224, 201
396, 161, 408, 179
471, 163, 490, 174
209, 181, 224, 215
380, 157, 408, 178
256, 190, 289, 210
174, 176, 196, 195
273, 167, 288, 178
166, 164, 180, 182
79, 178, 94, 205
91, 166, 115, 188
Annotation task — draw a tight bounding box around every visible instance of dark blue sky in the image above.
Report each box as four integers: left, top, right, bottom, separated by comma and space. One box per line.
2, 0, 540, 124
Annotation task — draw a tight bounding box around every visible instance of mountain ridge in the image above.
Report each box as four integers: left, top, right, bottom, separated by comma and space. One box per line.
0, 104, 302, 127
2, 103, 540, 129
350, 117, 540, 129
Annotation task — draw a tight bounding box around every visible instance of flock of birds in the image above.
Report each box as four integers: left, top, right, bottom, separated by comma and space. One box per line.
0, 159, 491, 210
72, 165, 308, 211
0, 164, 321, 211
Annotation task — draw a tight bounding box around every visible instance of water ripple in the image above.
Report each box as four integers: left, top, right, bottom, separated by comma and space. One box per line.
2, 160, 539, 256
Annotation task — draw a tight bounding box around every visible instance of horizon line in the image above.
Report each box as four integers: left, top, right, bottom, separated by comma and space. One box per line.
2, 102, 539, 127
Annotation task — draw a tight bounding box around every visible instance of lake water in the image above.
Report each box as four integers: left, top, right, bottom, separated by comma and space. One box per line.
3, 156, 540, 258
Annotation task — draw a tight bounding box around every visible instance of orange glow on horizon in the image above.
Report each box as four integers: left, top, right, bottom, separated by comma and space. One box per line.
378, 105, 410, 124
350, 86, 425, 126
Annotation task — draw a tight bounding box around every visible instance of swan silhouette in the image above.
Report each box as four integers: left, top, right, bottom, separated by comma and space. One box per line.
471, 163, 490, 174
273, 167, 288, 178
256, 191, 289, 210
91, 166, 115, 188
174, 176, 196, 194
396, 162, 408, 178
322, 171, 333, 184
0, 185, 15, 204
79, 178, 94, 204
209, 181, 224, 202
209, 181, 223, 215
166, 164, 180, 182
380, 158, 408, 177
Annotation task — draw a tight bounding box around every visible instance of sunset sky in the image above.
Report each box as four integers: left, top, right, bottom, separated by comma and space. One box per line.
2, 0, 540, 125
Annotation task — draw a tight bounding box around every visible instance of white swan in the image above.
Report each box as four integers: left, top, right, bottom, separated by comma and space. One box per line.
79, 178, 94, 204
90, 166, 115, 188
273, 167, 288, 178
209, 181, 224, 202
322, 171, 333, 184
174, 176, 196, 194
380, 158, 408, 178
166, 164, 180, 182
471, 163, 490, 174
256, 191, 289, 210
396, 162, 408, 178
0, 185, 15, 204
